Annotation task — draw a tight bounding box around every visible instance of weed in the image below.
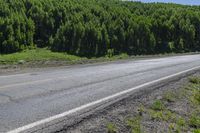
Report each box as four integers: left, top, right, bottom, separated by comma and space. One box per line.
163, 91, 176, 102
176, 117, 186, 127
189, 114, 200, 128
191, 87, 200, 105
151, 100, 165, 111
149, 109, 175, 121
165, 110, 176, 121
169, 123, 176, 132
185, 82, 200, 106
126, 116, 141, 133
193, 129, 200, 133
137, 104, 145, 116
169, 123, 182, 133
149, 110, 163, 120
107, 123, 117, 133
189, 77, 200, 84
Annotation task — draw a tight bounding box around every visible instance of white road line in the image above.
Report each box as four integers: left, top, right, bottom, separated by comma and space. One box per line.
7, 66, 200, 133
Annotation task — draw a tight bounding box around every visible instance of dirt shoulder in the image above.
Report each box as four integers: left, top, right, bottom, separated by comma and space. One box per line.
58, 72, 200, 133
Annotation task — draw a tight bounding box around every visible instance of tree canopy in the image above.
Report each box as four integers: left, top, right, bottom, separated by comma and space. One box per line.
0, 0, 200, 56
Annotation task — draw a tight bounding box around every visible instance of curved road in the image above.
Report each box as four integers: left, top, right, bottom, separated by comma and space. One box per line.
0, 55, 200, 132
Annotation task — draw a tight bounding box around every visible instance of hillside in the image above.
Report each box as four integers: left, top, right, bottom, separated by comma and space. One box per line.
0, 0, 200, 57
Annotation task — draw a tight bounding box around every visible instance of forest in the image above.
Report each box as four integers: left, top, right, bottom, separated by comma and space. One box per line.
0, 0, 200, 57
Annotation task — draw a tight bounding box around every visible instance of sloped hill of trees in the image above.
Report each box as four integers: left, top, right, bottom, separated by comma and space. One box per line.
0, 0, 200, 57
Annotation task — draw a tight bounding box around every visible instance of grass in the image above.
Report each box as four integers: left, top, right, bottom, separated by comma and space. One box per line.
176, 117, 186, 127
0, 48, 130, 66
0, 49, 82, 65
1, 48, 198, 67
107, 123, 117, 133
149, 109, 176, 121
193, 129, 200, 133
189, 77, 200, 84
188, 77, 200, 105
189, 114, 200, 128
163, 91, 176, 102
151, 100, 165, 111
137, 104, 145, 116
190, 87, 200, 105
126, 116, 141, 133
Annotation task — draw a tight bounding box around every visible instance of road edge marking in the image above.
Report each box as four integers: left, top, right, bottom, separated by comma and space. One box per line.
7, 66, 200, 133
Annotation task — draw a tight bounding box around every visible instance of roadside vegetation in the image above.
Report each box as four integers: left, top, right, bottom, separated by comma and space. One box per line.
0, 49, 81, 65
0, 0, 200, 58
106, 76, 200, 133
1, 48, 197, 67
0, 48, 131, 65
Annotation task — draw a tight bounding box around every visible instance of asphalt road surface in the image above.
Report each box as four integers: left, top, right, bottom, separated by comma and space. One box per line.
0, 55, 200, 133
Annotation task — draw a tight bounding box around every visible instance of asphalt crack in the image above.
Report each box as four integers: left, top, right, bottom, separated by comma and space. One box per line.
0, 93, 16, 103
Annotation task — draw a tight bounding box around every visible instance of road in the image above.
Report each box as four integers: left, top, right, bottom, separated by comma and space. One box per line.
0, 55, 200, 133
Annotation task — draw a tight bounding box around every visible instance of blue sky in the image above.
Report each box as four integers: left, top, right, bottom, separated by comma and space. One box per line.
135, 0, 200, 5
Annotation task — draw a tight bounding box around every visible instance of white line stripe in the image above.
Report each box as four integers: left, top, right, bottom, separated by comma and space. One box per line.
7, 66, 200, 133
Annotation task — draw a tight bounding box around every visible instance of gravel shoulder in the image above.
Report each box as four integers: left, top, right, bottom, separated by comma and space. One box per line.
58, 72, 200, 133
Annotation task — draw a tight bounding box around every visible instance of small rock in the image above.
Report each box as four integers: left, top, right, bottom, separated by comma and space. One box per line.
156, 96, 162, 100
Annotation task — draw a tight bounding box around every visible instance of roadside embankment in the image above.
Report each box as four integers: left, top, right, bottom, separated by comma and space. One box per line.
0, 49, 199, 75
61, 73, 200, 133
